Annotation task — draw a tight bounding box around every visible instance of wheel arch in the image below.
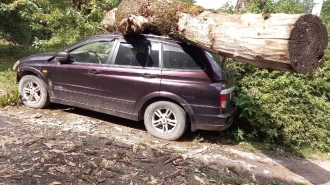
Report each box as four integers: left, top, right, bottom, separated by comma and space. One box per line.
18, 72, 51, 108
17, 67, 47, 84
136, 92, 197, 131
17, 67, 51, 96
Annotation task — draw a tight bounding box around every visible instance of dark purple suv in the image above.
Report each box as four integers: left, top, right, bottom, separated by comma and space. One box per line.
13, 33, 235, 140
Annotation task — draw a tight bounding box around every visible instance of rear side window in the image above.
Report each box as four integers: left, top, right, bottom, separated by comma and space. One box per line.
163, 44, 204, 70
114, 41, 160, 67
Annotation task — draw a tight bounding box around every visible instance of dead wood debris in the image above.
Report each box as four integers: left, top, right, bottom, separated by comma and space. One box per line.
0, 113, 233, 185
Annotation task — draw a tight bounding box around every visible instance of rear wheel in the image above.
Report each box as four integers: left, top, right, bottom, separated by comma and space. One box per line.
18, 75, 50, 109
144, 101, 187, 140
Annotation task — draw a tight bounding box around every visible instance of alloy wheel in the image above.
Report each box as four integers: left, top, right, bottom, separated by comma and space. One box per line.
152, 108, 177, 134
23, 81, 41, 104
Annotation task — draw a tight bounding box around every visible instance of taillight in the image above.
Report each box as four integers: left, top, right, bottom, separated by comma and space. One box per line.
219, 86, 235, 112
220, 94, 228, 110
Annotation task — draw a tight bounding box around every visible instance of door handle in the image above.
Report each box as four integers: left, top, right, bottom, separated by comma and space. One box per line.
88, 69, 101, 75
141, 73, 157, 79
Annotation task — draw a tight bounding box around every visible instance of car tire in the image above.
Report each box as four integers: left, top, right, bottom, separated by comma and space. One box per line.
18, 75, 50, 109
144, 101, 187, 140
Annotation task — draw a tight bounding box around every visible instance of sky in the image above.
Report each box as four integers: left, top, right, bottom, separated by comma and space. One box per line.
194, 0, 322, 15
194, 0, 237, 9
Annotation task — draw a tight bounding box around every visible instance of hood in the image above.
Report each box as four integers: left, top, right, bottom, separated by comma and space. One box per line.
19, 52, 56, 63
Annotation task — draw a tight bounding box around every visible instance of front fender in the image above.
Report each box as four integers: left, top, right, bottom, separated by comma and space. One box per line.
17, 66, 47, 84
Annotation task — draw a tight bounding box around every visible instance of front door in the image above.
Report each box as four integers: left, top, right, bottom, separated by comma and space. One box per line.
102, 38, 161, 119
52, 39, 116, 110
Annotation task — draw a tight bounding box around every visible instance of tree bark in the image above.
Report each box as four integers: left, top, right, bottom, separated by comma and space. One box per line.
101, 0, 328, 74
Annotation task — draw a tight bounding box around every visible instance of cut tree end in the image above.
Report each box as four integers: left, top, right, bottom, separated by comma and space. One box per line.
289, 14, 328, 74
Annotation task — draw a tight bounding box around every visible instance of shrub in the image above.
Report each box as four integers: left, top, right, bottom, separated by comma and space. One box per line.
234, 58, 330, 151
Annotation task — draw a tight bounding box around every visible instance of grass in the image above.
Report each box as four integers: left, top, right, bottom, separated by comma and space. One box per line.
238, 142, 258, 151
0, 43, 33, 106
0, 58, 20, 106
0, 39, 60, 106
296, 147, 328, 159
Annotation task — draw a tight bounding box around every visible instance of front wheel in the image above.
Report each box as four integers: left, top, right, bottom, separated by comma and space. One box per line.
18, 75, 50, 109
144, 101, 187, 140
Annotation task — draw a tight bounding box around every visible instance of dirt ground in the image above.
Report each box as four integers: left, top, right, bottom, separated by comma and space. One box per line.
1, 103, 330, 185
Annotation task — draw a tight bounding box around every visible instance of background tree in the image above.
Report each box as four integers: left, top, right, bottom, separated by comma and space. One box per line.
0, 0, 36, 45
235, 0, 263, 10
0, 0, 121, 48
236, 0, 314, 14
321, 0, 330, 25
1, 0, 195, 48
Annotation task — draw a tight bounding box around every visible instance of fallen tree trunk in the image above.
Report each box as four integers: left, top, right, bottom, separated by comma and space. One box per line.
101, 0, 328, 74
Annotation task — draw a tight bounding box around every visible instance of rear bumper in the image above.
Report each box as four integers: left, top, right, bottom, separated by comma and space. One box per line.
193, 108, 235, 131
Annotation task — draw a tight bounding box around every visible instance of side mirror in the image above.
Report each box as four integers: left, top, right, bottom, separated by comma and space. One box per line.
55, 51, 70, 62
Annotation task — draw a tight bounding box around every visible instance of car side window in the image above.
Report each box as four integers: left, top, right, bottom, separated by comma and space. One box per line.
114, 41, 160, 68
163, 44, 204, 70
70, 40, 115, 64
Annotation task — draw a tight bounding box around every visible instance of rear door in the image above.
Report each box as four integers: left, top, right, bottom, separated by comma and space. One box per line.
52, 39, 116, 110
102, 38, 161, 119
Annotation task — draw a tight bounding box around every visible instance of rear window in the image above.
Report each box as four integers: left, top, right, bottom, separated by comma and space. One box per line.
205, 51, 222, 70
163, 44, 204, 70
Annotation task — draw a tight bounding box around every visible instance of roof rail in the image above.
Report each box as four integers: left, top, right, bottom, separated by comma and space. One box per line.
141, 34, 172, 40
112, 32, 174, 40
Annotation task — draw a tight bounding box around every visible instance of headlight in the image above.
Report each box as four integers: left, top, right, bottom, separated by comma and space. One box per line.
13, 60, 20, 70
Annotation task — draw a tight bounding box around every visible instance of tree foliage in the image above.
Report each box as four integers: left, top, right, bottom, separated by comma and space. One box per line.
0, 0, 121, 48
245, 0, 313, 14
0, 0, 34, 45
220, 0, 314, 14
0, 0, 194, 48
321, 0, 330, 25
220, 0, 330, 152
